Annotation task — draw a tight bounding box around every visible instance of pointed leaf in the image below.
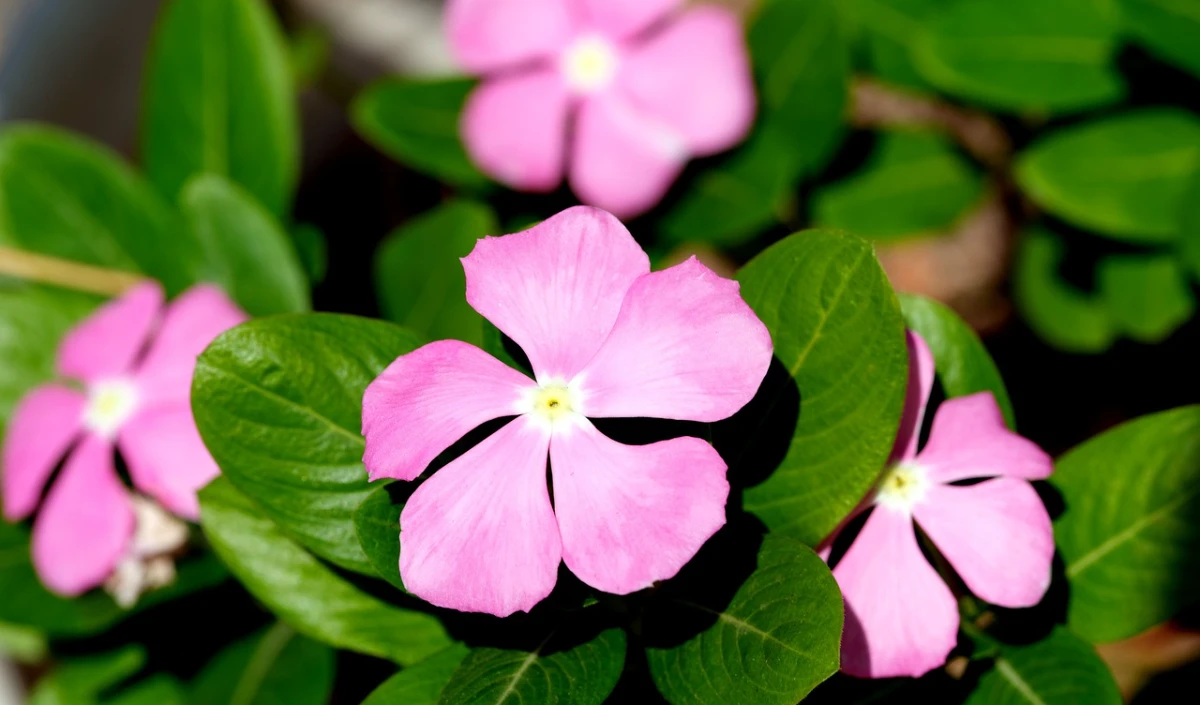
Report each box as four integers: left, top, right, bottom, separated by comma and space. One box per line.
362, 646, 470, 705
965, 628, 1120, 704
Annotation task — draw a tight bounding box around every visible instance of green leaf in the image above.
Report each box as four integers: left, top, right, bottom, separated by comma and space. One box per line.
842, 0, 941, 91
193, 314, 422, 573
1014, 109, 1200, 243
737, 230, 908, 544
199, 477, 453, 663
28, 646, 145, 705
645, 534, 843, 705
1013, 230, 1116, 353
1120, 0, 1200, 78
1182, 171, 1200, 281
1097, 254, 1195, 343
361, 646, 470, 705
292, 224, 328, 284
965, 628, 1121, 704
375, 200, 495, 345
107, 677, 186, 705
353, 484, 405, 591
913, 0, 1122, 114
0, 125, 202, 294
289, 25, 331, 89
181, 175, 309, 316
142, 0, 299, 215
900, 293, 1015, 428
1053, 406, 1200, 643
0, 621, 47, 663
352, 78, 488, 188
189, 623, 334, 705
438, 626, 625, 705
812, 131, 984, 240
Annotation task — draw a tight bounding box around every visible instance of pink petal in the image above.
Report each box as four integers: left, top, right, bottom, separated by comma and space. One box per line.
833, 507, 959, 679
2, 384, 85, 521
549, 418, 727, 594
916, 392, 1053, 483
618, 6, 755, 155
31, 435, 133, 596
914, 479, 1053, 609
135, 284, 247, 408
362, 340, 534, 482
118, 405, 219, 520
56, 282, 163, 383
891, 331, 936, 463
462, 70, 571, 192
462, 206, 649, 381
573, 0, 682, 39
576, 257, 772, 422
569, 94, 687, 218
446, 0, 574, 72
399, 419, 559, 616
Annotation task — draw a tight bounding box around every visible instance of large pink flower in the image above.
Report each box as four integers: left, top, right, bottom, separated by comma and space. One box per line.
2, 282, 246, 597
825, 332, 1054, 678
450, 0, 756, 218
362, 206, 772, 616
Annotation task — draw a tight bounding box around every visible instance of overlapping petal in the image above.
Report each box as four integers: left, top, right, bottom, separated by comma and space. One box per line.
917, 393, 1054, 483
399, 419, 560, 616
619, 6, 755, 155
914, 479, 1054, 608
31, 436, 133, 596
2, 384, 85, 521
363, 341, 533, 481
834, 508, 959, 679
56, 282, 162, 383
572, 0, 682, 40
462, 206, 649, 381
446, 0, 574, 72
577, 257, 772, 422
549, 418, 727, 594
891, 332, 936, 463
119, 405, 221, 520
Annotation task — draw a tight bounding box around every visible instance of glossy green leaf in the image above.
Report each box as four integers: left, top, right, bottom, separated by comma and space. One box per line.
361, 646, 470, 705
142, 0, 299, 215
900, 293, 1014, 428
181, 175, 309, 316
375, 200, 495, 345
1053, 405, 1200, 643
737, 231, 908, 544
189, 623, 334, 705
193, 314, 422, 573
439, 626, 625, 705
352, 78, 488, 188
353, 484, 405, 591
913, 0, 1122, 113
965, 628, 1121, 704
1120, 0, 1200, 78
1015, 109, 1200, 243
0, 125, 201, 294
645, 534, 843, 705
1013, 230, 1116, 353
812, 131, 984, 240
843, 0, 940, 91
1097, 254, 1195, 343
199, 478, 453, 663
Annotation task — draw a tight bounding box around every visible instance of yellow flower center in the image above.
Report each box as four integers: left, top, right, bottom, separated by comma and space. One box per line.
874, 463, 930, 512
83, 378, 138, 438
520, 381, 584, 434
562, 36, 619, 93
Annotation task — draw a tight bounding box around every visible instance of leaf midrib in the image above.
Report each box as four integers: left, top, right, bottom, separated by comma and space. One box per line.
995, 657, 1049, 705
1066, 483, 1200, 578
229, 623, 294, 705
493, 634, 553, 705
676, 600, 817, 662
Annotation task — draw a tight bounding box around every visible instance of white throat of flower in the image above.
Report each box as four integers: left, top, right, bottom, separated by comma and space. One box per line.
562, 35, 619, 93
873, 462, 931, 513
518, 380, 585, 434
82, 378, 139, 439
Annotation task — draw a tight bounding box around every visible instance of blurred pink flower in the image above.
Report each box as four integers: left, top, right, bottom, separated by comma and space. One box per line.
362, 206, 772, 616
448, 0, 756, 218
2, 282, 246, 597
825, 332, 1055, 678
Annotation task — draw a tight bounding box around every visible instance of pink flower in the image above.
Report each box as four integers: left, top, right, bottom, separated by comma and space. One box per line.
362, 206, 772, 616
449, 0, 756, 218
825, 332, 1055, 678
2, 282, 246, 597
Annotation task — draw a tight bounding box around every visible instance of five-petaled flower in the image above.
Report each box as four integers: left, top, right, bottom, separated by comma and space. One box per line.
824, 332, 1055, 678
362, 206, 772, 616
2, 282, 246, 598
449, 0, 755, 218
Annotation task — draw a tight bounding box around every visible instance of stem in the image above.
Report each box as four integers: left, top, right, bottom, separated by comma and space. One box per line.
0, 246, 145, 296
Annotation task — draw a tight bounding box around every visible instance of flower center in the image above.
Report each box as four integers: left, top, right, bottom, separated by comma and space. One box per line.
520, 381, 585, 434
874, 463, 930, 512
82, 378, 138, 438
531, 384, 576, 420
561, 35, 619, 93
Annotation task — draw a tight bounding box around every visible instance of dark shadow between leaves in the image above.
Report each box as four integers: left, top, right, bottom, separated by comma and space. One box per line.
714, 355, 800, 492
